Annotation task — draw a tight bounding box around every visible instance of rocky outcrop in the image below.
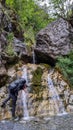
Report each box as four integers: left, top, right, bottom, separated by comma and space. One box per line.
0, 64, 72, 120
0, 24, 8, 86
0, 3, 31, 73
35, 18, 73, 65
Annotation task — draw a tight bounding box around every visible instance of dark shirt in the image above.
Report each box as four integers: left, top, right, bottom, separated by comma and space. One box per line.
9, 78, 26, 95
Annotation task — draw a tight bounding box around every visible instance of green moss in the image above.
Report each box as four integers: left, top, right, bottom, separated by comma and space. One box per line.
6, 33, 14, 43
31, 67, 43, 95
5, 42, 14, 56
43, 64, 51, 69
32, 67, 43, 86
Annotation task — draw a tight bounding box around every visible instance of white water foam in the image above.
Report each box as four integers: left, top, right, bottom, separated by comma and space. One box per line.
47, 74, 67, 116
21, 90, 29, 118
20, 66, 30, 119
21, 66, 35, 121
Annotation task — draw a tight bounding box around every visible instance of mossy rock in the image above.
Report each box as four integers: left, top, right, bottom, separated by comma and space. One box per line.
43, 64, 51, 70
31, 67, 43, 95
32, 67, 43, 85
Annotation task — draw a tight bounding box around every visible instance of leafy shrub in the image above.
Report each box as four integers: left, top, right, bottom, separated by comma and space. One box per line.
5, 33, 14, 56
6, 0, 54, 34
24, 26, 35, 46
56, 51, 73, 87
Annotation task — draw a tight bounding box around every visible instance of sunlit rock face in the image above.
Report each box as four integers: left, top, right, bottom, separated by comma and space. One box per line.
0, 63, 73, 120
15, 65, 72, 117
35, 18, 73, 65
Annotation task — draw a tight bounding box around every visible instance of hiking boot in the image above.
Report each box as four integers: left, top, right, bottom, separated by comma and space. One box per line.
13, 117, 19, 121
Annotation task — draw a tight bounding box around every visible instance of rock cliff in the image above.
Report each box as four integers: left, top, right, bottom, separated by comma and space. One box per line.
35, 18, 73, 65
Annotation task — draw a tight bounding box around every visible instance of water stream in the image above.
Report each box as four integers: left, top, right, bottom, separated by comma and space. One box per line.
21, 90, 29, 120
32, 50, 36, 64
21, 67, 29, 85
21, 66, 29, 120
47, 73, 67, 116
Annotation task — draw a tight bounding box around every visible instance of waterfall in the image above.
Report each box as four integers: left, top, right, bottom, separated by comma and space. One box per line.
21, 90, 29, 119
21, 67, 29, 85
21, 66, 29, 120
47, 73, 67, 116
32, 50, 35, 64
20, 66, 35, 121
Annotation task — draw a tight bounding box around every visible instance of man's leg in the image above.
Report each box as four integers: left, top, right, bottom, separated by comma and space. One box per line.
11, 95, 17, 117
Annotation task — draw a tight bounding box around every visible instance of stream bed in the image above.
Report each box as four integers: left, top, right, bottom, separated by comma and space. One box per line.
0, 113, 73, 130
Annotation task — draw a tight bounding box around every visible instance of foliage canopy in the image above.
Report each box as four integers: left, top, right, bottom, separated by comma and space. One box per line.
5, 0, 54, 46
6, 0, 53, 33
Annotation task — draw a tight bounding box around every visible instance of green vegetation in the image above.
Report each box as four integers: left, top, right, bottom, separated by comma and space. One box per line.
32, 67, 43, 86
6, 0, 52, 33
43, 64, 51, 70
5, 42, 14, 56
6, 32, 14, 43
5, 0, 54, 46
56, 51, 73, 87
31, 67, 43, 94
5, 33, 14, 56
1, 0, 73, 89
24, 26, 35, 46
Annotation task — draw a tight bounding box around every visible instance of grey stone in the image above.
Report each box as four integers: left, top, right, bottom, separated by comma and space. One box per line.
35, 18, 73, 65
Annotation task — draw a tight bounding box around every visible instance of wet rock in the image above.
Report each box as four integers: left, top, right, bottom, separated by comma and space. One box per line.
64, 89, 70, 104
0, 66, 8, 86
35, 18, 73, 65
0, 4, 7, 29
0, 109, 12, 120
7, 67, 16, 81
37, 100, 49, 115
0, 64, 71, 120
13, 38, 32, 63
69, 95, 73, 105
67, 105, 73, 113
0, 66, 6, 76
13, 38, 27, 55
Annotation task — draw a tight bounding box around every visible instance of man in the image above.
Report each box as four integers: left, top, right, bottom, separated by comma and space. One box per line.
1, 78, 28, 120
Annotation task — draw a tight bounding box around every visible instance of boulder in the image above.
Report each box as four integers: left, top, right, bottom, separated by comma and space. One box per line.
35, 18, 73, 65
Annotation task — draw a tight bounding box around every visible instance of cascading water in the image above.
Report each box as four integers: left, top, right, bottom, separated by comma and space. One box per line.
20, 66, 34, 121
21, 66, 29, 120
32, 43, 36, 64
47, 72, 67, 116
21, 90, 29, 120
32, 50, 36, 64
22, 67, 28, 84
